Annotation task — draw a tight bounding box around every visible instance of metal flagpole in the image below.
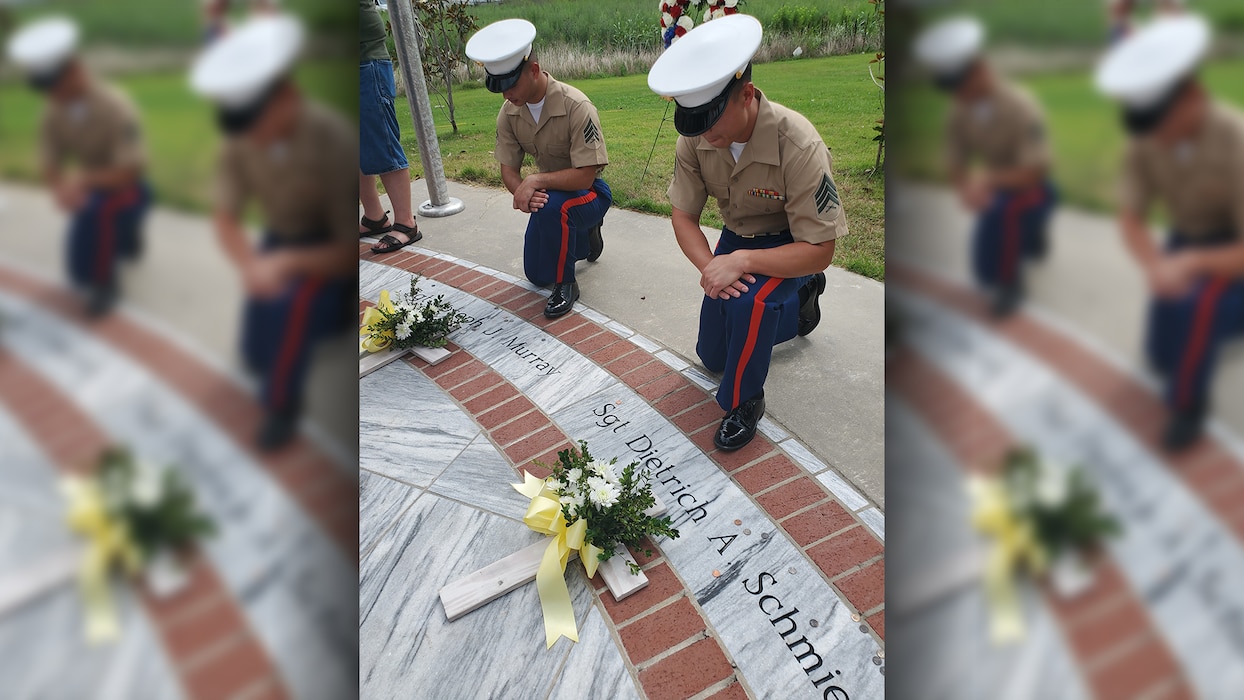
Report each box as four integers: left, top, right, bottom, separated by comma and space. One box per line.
387, 0, 464, 217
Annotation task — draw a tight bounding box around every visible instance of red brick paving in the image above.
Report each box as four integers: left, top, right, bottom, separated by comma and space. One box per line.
806, 526, 885, 580
637, 637, 736, 700
617, 596, 707, 664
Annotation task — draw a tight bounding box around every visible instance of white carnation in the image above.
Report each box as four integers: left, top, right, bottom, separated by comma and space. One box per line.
129, 462, 164, 508
1034, 465, 1070, 508
587, 480, 620, 508
677, 15, 694, 31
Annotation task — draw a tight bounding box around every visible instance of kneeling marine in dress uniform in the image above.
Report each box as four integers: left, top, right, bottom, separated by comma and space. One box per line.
914, 16, 1058, 317
647, 15, 842, 450
1097, 14, 1244, 450
465, 19, 611, 319
191, 16, 357, 450
7, 17, 152, 317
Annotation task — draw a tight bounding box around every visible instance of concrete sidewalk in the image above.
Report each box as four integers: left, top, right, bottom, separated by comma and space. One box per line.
889, 180, 1244, 437
0, 181, 358, 464
374, 178, 886, 507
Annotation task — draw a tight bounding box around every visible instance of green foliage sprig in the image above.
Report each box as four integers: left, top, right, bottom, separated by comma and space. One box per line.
540, 441, 680, 575
96, 448, 215, 559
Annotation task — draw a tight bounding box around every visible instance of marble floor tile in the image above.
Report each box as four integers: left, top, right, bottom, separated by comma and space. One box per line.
360, 361, 479, 487
360, 494, 618, 700
546, 606, 641, 700
427, 434, 529, 522
0, 586, 184, 700
359, 469, 423, 560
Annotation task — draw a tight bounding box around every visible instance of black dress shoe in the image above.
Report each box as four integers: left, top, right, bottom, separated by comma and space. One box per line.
1163, 404, 1206, 452
991, 283, 1023, 318
714, 391, 765, 451
85, 285, 118, 318
257, 407, 300, 452
587, 224, 604, 262
798, 272, 827, 337
544, 282, 579, 318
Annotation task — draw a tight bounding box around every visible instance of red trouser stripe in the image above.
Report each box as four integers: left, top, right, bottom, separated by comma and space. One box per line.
731, 277, 784, 409
556, 190, 598, 283
1175, 277, 1228, 410
93, 186, 139, 285
1000, 186, 1044, 285
270, 278, 322, 410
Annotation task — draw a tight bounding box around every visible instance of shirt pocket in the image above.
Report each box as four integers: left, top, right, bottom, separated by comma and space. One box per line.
703, 177, 730, 200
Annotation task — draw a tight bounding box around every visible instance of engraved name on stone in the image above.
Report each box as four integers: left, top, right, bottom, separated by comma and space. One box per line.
746, 573, 851, 700
593, 402, 707, 524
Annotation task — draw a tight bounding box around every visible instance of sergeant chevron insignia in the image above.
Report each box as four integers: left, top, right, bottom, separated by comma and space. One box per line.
814, 172, 838, 220
583, 119, 601, 144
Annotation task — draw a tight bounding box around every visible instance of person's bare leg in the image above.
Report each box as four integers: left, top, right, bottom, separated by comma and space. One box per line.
377, 168, 416, 242
359, 172, 388, 233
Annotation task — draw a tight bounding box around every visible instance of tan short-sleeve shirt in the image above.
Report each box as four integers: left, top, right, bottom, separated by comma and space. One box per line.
945, 80, 1050, 175
1119, 101, 1244, 239
494, 74, 608, 175
216, 100, 358, 243
40, 81, 145, 174
667, 92, 847, 243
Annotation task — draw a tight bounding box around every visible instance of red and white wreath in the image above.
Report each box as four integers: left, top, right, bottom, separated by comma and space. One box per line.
659, 0, 740, 48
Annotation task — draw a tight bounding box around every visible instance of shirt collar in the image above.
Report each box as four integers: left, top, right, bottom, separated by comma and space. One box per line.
502, 73, 568, 129
695, 90, 781, 168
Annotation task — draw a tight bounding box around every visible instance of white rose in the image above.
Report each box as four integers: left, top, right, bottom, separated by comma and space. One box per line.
662, 11, 673, 27
677, 15, 693, 31
703, 8, 712, 23
712, 8, 725, 19
688, 0, 701, 5
724, 0, 737, 6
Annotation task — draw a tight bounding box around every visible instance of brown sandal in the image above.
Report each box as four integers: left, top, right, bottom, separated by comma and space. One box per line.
370, 222, 422, 254
360, 211, 392, 239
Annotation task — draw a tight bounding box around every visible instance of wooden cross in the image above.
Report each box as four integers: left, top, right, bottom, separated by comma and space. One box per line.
359, 345, 451, 378
439, 497, 668, 621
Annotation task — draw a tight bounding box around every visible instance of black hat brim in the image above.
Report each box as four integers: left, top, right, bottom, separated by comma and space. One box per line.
673, 74, 741, 137
1121, 79, 1191, 136
485, 59, 527, 93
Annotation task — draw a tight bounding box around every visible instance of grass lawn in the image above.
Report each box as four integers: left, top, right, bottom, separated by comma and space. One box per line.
0, 60, 355, 213
467, 0, 881, 48
3, 0, 350, 47
912, 0, 1244, 46
404, 54, 886, 280
891, 58, 1244, 216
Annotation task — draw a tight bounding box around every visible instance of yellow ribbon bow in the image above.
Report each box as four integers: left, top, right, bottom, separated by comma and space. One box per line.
512, 472, 604, 648
61, 475, 144, 644
360, 289, 396, 353
967, 474, 1048, 645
